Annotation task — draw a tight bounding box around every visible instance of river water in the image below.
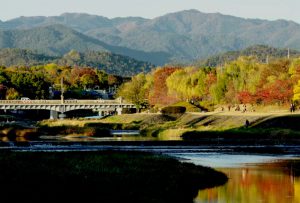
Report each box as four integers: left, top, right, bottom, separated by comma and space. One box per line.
2, 132, 300, 203
171, 153, 300, 203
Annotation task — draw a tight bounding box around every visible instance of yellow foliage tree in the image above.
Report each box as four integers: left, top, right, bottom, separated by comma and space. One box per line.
293, 80, 300, 101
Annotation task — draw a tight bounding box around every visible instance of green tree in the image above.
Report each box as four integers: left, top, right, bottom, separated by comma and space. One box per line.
80, 74, 98, 90
9, 72, 50, 99
166, 67, 207, 101
95, 70, 108, 89
117, 73, 147, 110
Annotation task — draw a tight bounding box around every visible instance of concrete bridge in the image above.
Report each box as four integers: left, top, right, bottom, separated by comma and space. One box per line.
0, 99, 136, 119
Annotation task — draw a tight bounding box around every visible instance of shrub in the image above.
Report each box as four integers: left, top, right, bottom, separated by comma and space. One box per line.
161, 106, 186, 114
122, 108, 137, 114
199, 101, 214, 112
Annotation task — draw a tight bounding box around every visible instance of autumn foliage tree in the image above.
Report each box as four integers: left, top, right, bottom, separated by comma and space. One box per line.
237, 91, 254, 104
293, 80, 300, 102
149, 67, 180, 106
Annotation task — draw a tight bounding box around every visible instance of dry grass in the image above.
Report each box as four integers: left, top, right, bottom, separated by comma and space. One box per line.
39, 119, 101, 127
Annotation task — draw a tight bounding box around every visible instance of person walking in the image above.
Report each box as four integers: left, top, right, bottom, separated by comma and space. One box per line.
245, 119, 250, 128
290, 103, 295, 113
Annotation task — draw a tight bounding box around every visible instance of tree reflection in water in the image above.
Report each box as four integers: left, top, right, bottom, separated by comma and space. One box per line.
195, 163, 300, 203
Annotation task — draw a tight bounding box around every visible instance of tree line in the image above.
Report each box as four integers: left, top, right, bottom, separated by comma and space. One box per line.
118, 56, 300, 110
0, 64, 123, 100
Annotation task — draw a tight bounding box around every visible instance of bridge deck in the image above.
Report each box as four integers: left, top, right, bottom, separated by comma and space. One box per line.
0, 99, 136, 119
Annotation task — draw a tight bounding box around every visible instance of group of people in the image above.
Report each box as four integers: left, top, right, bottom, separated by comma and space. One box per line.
221, 104, 254, 113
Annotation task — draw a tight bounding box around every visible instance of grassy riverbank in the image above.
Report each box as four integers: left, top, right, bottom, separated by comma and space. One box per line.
37, 113, 175, 139
51, 112, 300, 138
4, 110, 300, 142
181, 113, 300, 143
0, 151, 227, 203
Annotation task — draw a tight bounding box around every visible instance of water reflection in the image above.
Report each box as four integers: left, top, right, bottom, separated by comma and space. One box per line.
61, 134, 159, 142
0, 130, 183, 142
194, 159, 300, 203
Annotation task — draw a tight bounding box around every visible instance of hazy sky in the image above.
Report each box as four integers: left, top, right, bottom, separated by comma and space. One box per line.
0, 0, 299, 23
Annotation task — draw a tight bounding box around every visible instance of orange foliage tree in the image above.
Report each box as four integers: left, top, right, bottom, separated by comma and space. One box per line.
149, 67, 180, 106
237, 90, 255, 104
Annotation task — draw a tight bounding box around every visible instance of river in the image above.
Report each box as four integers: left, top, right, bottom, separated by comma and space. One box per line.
1, 132, 300, 203
171, 153, 300, 203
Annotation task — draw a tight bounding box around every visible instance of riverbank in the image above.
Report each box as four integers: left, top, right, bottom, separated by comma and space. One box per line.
180, 112, 300, 144
0, 151, 227, 203
40, 112, 300, 135
2, 110, 300, 142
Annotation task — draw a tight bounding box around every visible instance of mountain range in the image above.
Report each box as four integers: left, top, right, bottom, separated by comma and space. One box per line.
0, 10, 300, 64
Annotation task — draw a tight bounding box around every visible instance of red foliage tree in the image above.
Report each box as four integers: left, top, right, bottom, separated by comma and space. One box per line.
255, 88, 272, 104
255, 80, 293, 104
149, 67, 180, 106
237, 91, 255, 104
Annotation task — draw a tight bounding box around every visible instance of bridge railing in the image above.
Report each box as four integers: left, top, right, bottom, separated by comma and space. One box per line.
63, 99, 123, 104
0, 99, 127, 105
0, 100, 61, 104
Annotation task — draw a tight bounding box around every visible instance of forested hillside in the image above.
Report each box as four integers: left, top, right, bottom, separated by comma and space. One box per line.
196, 45, 300, 67
0, 24, 169, 65
0, 48, 154, 76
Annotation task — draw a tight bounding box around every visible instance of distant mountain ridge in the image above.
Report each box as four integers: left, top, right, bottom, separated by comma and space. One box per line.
0, 24, 170, 65
0, 48, 154, 76
1, 10, 300, 64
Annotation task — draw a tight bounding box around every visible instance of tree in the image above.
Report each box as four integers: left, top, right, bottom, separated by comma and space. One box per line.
95, 70, 108, 89
0, 84, 7, 99
108, 75, 119, 86
80, 74, 98, 90
237, 91, 255, 104
9, 72, 50, 99
210, 70, 227, 104
289, 58, 300, 84
257, 79, 293, 104
166, 67, 216, 103
149, 67, 179, 106
43, 63, 61, 84
6, 88, 19, 100
293, 80, 300, 102
117, 73, 147, 110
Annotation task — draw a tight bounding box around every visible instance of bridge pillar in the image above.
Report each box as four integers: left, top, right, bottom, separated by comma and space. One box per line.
116, 107, 123, 115
59, 113, 66, 119
50, 110, 58, 120
98, 110, 103, 117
